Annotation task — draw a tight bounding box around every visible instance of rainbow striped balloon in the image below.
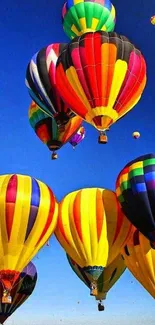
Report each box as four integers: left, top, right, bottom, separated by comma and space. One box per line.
62, 0, 116, 39
116, 154, 155, 247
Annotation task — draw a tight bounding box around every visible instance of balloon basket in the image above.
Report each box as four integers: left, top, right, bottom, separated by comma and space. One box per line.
98, 135, 108, 144
90, 282, 98, 296
90, 287, 98, 296
2, 295, 12, 304
52, 152, 58, 160
98, 303, 105, 311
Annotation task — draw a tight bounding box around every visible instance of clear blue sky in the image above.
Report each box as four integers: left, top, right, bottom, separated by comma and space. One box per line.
0, 0, 155, 324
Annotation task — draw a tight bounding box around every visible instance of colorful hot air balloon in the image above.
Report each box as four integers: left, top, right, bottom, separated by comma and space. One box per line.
56, 31, 147, 143
69, 126, 86, 149
29, 101, 83, 159
62, 0, 116, 40
116, 153, 155, 248
67, 254, 126, 311
132, 131, 140, 139
0, 174, 58, 302
122, 229, 155, 298
150, 16, 155, 25
0, 262, 37, 324
55, 188, 133, 296
26, 43, 75, 124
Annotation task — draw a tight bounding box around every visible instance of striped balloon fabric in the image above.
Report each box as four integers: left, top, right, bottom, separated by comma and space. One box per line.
121, 229, 155, 298
26, 43, 75, 124
55, 188, 133, 282
56, 31, 147, 132
116, 154, 155, 246
62, 0, 116, 39
0, 174, 58, 291
29, 101, 83, 152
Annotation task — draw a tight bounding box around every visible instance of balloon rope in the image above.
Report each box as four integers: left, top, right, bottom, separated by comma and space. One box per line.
11, 263, 35, 291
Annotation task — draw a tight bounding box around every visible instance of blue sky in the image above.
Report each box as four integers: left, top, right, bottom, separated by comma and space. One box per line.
1, 0, 155, 324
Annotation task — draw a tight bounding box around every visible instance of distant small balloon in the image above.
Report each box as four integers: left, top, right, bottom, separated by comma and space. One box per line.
132, 131, 140, 139
150, 16, 155, 25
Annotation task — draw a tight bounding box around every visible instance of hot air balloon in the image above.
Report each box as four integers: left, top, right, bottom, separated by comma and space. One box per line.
29, 101, 83, 159
26, 43, 75, 124
150, 16, 155, 25
116, 153, 155, 249
132, 131, 140, 139
122, 229, 155, 298
67, 253, 126, 311
56, 31, 147, 143
55, 188, 133, 296
0, 262, 37, 324
0, 174, 58, 302
62, 0, 116, 40
69, 126, 86, 149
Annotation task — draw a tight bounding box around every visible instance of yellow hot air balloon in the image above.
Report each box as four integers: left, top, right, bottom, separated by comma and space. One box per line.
121, 229, 155, 298
0, 174, 58, 302
55, 188, 133, 295
150, 16, 155, 25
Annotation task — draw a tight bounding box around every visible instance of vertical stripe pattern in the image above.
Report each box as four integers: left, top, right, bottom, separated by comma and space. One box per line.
56, 31, 146, 131
55, 188, 133, 271
26, 43, 75, 124
121, 230, 155, 298
0, 174, 58, 275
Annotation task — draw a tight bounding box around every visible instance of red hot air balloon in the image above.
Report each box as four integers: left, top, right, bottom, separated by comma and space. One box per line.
56, 31, 146, 143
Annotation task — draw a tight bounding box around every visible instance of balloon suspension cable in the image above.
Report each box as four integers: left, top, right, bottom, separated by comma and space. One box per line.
46, 240, 50, 247
8, 263, 36, 292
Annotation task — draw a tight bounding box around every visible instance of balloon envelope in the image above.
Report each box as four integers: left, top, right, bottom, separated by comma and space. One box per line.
150, 16, 155, 25
69, 126, 86, 148
116, 153, 155, 246
26, 43, 75, 124
132, 131, 140, 139
122, 229, 155, 298
56, 31, 147, 132
62, 0, 116, 39
29, 101, 82, 152
0, 174, 58, 293
55, 188, 133, 282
